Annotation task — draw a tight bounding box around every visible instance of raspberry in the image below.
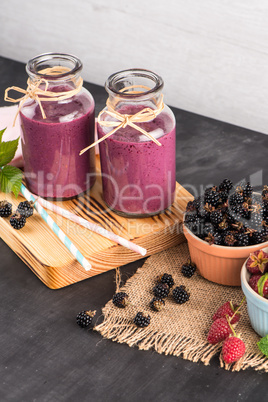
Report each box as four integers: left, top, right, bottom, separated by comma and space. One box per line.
207, 317, 232, 344
172, 285, 190, 304
153, 283, 170, 298
222, 335, 246, 364
248, 274, 262, 293
134, 312, 150, 328
112, 292, 129, 308
246, 250, 268, 274
156, 273, 174, 288
0, 200, 12, 217
76, 310, 96, 328
17, 200, 34, 218
212, 301, 241, 325
181, 260, 196, 278
10, 212, 26, 230
150, 297, 165, 312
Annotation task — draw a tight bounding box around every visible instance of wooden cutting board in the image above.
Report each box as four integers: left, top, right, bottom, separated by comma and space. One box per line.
0, 162, 193, 289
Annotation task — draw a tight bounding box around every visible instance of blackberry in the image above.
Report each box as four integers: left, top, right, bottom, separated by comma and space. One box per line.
0, 200, 12, 217
153, 283, 170, 298
150, 297, 165, 312
210, 210, 223, 226
10, 213, 26, 230
181, 260, 196, 278
156, 273, 174, 288
204, 187, 220, 207
112, 292, 129, 308
186, 200, 196, 212
172, 285, 190, 304
249, 230, 264, 245
235, 232, 249, 247
193, 196, 202, 211
223, 231, 236, 246
219, 179, 233, 193
205, 231, 223, 245
243, 182, 253, 199
229, 192, 244, 207
76, 310, 96, 328
262, 185, 268, 201
134, 312, 151, 328
17, 201, 34, 218
219, 190, 229, 203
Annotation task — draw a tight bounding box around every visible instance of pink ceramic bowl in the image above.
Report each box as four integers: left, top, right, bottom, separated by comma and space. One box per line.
183, 223, 268, 286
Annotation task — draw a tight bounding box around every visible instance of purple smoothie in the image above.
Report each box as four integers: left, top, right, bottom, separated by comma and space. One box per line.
20, 86, 96, 199
97, 105, 176, 216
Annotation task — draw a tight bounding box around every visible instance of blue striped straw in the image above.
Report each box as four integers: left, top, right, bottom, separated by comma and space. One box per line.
20, 184, 91, 271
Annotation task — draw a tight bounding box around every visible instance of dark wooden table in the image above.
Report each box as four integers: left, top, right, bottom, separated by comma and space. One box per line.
1, 56, 268, 402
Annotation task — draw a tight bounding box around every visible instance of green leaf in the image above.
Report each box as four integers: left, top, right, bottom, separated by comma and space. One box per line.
0, 127, 7, 143
257, 335, 268, 357
0, 165, 22, 198
0, 137, 20, 167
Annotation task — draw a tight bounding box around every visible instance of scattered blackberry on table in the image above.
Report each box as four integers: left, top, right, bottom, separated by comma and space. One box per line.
10, 212, 26, 230
17, 201, 34, 218
173, 285, 190, 304
150, 297, 165, 312
134, 312, 151, 328
112, 292, 129, 308
181, 260, 196, 278
76, 310, 96, 328
156, 273, 174, 288
153, 283, 170, 298
0, 200, 12, 217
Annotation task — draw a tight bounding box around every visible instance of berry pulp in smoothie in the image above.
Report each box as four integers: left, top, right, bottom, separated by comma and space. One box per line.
97, 105, 176, 216
20, 86, 96, 199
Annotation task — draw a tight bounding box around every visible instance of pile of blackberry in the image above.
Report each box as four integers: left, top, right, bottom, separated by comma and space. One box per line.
184, 179, 268, 247
0, 199, 34, 230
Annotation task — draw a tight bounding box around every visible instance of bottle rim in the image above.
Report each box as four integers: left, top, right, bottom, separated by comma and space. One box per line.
105, 68, 164, 98
26, 52, 83, 79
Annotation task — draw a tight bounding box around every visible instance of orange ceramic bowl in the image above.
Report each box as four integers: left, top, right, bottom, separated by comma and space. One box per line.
183, 222, 268, 286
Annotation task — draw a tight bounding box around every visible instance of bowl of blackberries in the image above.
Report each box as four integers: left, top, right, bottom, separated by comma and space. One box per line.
183, 179, 268, 286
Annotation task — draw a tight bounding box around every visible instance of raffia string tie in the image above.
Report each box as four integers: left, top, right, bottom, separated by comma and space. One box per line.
4, 66, 83, 126
79, 85, 165, 155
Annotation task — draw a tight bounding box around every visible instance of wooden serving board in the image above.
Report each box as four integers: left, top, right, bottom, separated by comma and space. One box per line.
0, 161, 193, 289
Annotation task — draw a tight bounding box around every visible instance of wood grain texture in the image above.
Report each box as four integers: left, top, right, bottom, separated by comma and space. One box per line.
0, 166, 193, 289
1, 0, 268, 135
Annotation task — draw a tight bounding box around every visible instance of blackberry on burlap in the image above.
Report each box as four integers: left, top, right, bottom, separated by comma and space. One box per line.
112, 292, 129, 308
173, 286, 190, 304
156, 273, 174, 288
153, 283, 170, 298
181, 260, 196, 278
150, 297, 165, 312
134, 312, 151, 328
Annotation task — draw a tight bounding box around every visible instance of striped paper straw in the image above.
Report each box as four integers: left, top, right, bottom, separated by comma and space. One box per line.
20, 184, 91, 271
36, 196, 147, 257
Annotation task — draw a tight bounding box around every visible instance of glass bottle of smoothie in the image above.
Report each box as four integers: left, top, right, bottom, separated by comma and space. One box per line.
20, 53, 96, 199
97, 68, 176, 218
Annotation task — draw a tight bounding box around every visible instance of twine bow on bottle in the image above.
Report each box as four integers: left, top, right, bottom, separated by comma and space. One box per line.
4, 66, 83, 126
79, 85, 165, 155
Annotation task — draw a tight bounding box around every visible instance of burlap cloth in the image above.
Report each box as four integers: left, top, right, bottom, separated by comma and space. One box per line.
95, 242, 268, 372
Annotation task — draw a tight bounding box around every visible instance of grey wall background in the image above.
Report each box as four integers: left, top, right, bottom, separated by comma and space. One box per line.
1, 0, 268, 135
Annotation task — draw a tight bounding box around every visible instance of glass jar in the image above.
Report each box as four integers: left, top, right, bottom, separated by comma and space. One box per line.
97, 68, 176, 217
20, 53, 96, 199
